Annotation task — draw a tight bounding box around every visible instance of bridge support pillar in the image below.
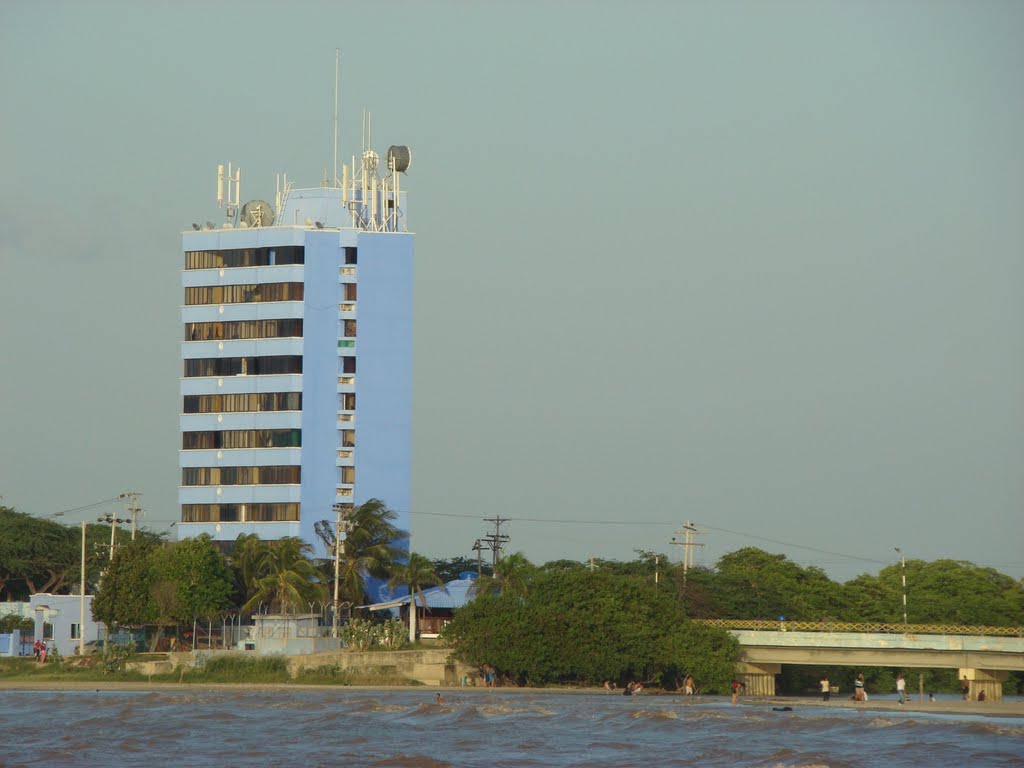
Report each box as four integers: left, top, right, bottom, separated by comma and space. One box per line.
736, 662, 780, 696
959, 668, 1008, 702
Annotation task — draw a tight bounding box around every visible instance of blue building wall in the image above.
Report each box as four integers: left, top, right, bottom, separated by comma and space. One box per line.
354, 232, 414, 531
298, 230, 346, 553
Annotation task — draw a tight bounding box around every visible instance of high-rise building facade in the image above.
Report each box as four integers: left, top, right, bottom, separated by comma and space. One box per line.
179, 149, 413, 556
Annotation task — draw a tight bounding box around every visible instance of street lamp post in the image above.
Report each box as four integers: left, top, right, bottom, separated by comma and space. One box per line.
895, 547, 908, 627
331, 504, 347, 640
97, 513, 127, 560
79, 521, 87, 656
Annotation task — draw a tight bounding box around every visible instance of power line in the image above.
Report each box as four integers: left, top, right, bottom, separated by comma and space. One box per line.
409, 509, 888, 566
679, 523, 889, 565
41, 495, 125, 519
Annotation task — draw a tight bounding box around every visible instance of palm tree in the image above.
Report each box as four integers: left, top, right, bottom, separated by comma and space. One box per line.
469, 551, 536, 599
388, 552, 443, 643
494, 552, 536, 597
231, 532, 267, 608
315, 499, 407, 609
241, 537, 326, 613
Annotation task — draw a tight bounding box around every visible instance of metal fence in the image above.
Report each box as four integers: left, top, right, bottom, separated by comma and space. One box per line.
694, 618, 1024, 637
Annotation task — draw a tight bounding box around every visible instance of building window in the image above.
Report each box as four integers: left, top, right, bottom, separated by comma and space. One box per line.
344, 247, 357, 265
184, 282, 304, 305
181, 503, 300, 523
185, 319, 303, 342
184, 356, 302, 378
182, 429, 302, 450
343, 283, 357, 301
341, 430, 355, 447
340, 393, 356, 411
341, 356, 356, 374
183, 392, 302, 414
340, 466, 355, 484
273, 246, 305, 265
70, 624, 81, 639
182, 466, 301, 486
184, 247, 305, 270
343, 320, 357, 338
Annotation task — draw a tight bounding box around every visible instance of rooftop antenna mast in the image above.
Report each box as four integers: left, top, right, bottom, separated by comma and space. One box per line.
333, 48, 340, 188
217, 163, 241, 223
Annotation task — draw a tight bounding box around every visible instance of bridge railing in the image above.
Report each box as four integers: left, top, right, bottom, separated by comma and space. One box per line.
693, 619, 1024, 637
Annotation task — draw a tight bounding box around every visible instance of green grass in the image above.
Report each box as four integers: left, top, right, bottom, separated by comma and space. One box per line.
156, 654, 291, 684
0, 656, 149, 682
1, 654, 424, 687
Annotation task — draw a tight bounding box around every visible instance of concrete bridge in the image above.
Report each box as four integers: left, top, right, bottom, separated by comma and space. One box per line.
695, 620, 1024, 701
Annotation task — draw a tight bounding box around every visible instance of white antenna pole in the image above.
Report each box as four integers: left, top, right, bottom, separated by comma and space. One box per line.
333, 48, 340, 187
361, 110, 366, 154
217, 164, 224, 206
395, 162, 400, 231
371, 174, 378, 230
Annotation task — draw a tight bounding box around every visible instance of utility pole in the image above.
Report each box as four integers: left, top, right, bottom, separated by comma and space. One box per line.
895, 547, 908, 627
332, 503, 350, 639
671, 521, 703, 588
471, 539, 490, 576
123, 492, 142, 541
98, 511, 126, 560
482, 516, 510, 567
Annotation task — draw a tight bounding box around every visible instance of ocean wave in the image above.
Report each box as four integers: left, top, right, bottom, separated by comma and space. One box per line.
629, 709, 680, 721
366, 754, 454, 768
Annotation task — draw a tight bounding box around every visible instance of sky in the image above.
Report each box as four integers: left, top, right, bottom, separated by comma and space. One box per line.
1, 1, 1022, 583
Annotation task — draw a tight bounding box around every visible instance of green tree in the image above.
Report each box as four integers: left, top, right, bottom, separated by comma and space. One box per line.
151, 535, 233, 621
444, 569, 738, 688
540, 559, 587, 573
843, 559, 1024, 626
493, 552, 537, 597
230, 532, 269, 609
315, 499, 407, 608
0, 507, 79, 598
703, 548, 843, 620
91, 540, 158, 627
431, 556, 491, 581
242, 537, 326, 613
388, 552, 443, 642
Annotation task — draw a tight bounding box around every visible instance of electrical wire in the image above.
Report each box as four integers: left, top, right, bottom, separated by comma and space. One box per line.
409, 509, 888, 565
42, 495, 125, 518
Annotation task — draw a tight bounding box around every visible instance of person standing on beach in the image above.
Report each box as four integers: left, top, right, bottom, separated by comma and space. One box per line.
684, 675, 695, 696
961, 676, 971, 700
854, 673, 865, 701
820, 675, 830, 702
896, 673, 907, 705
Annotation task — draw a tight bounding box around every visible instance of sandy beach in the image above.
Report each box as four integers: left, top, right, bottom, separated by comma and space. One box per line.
2, 679, 1022, 718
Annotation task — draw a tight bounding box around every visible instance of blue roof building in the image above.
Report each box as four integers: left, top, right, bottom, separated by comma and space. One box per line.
366, 574, 479, 638
178, 147, 413, 556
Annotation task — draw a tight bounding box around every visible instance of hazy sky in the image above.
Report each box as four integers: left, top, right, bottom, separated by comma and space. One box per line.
2, 1, 1022, 582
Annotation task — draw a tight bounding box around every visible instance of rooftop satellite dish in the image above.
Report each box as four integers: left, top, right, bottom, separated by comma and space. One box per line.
240, 199, 275, 227
387, 145, 412, 173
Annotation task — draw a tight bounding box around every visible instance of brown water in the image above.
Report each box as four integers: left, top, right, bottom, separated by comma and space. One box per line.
3, 689, 1024, 767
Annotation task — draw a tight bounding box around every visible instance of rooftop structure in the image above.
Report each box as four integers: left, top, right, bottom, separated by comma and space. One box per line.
179, 143, 414, 560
